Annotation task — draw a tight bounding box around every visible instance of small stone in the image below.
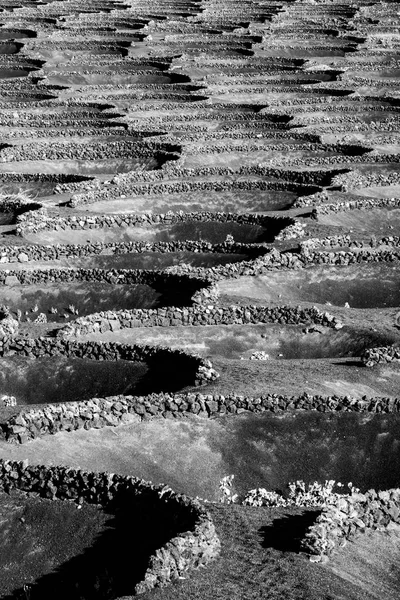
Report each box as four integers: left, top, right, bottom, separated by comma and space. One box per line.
109, 320, 120, 332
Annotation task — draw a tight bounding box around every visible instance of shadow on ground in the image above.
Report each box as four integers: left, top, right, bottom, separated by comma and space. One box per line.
2, 496, 178, 600
258, 510, 321, 553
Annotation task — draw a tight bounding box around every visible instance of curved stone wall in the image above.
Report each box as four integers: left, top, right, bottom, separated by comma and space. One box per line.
361, 345, 400, 367
0, 267, 218, 306
315, 197, 400, 214
0, 0, 399, 590
0, 337, 219, 393
58, 304, 343, 338
0, 459, 221, 595
2, 391, 397, 444
301, 488, 400, 559
0, 239, 265, 263
0, 140, 181, 163
15, 206, 293, 237
0, 194, 41, 215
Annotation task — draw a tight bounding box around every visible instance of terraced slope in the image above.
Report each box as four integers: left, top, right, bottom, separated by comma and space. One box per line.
0, 0, 400, 598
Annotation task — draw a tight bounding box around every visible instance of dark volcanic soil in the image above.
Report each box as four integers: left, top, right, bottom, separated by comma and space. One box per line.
0, 0, 400, 597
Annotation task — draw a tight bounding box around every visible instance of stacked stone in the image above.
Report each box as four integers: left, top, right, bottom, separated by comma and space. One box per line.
302, 489, 400, 559
0, 267, 216, 307
0, 195, 40, 214
0, 459, 221, 594
0, 139, 180, 162
0, 172, 92, 193
2, 392, 398, 444
15, 206, 292, 236
300, 235, 353, 251
59, 304, 343, 338
301, 235, 400, 251
0, 240, 265, 263
0, 337, 219, 399
163, 247, 400, 279
66, 178, 311, 208
316, 197, 400, 214
3, 237, 400, 277
0, 314, 19, 354
361, 345, 400, 367
298, 248, 400, 268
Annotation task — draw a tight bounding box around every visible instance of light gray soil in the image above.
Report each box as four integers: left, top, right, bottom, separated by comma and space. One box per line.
0, 0, 399, 597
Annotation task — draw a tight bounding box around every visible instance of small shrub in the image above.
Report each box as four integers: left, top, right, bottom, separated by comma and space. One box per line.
242, 480, 360, 507
33, 313, 47, 324
219, 475, 239, 504
249, 351, 270, 361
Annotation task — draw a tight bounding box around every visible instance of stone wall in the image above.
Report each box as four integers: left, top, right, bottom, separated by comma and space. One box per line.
0, 194, 41, 215
293, 191, 400, 212
0, 239, 264, 263
300, 234, 400, 251
4, 246, 400, 288
301, 488, 400, 559
0, 337, 219, 392
2, 391, 397, 444
0, 139, 180, 162
60, 164, 341, 207
58, 304, 343, 338
11, 206, 400, 278
0, 172, 93, 190
0, 266, 217, 306
2, 234, 400, 287
65, 176, 314, 206
361, 345, 400, 367
15, 206, 293, 237
286, 246, 400, 270
0, 314, 19, 348
315, 196, 400, 214
128, 246, 400, 281
0, 459, 221, 594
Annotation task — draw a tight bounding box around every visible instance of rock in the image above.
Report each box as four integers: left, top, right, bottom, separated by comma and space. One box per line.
14, 414, 27, 427
205, 400, 218, 414
0, 394, 16, 407
10, 425, 26, 435
4, 276, 19, 286
120, 412, 141, 424
109, 320, 121, 332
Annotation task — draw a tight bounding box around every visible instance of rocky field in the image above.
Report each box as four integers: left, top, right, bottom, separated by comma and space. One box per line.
0, 0, 400, 598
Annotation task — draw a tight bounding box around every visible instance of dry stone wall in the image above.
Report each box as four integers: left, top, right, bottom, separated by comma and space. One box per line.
0, 459, 221, 595
4, 248, 400, 287
0, 195, 41, 215
2, 391, 397, 444
0, 0, 399, 588
15, 207, 293, 237
0, 314, 19, 348
64, 166, 321, 209
302, 489, 400, 559
292, 247, 400, 269
0, 266, 218, 305
0, 240, 265, 263
315, 197, 400, 214
361, 345, 400, 367
58, 304, 343, 338
300, 235, 400, 251
0, 139, 180, 162
0, 336, 219, 389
